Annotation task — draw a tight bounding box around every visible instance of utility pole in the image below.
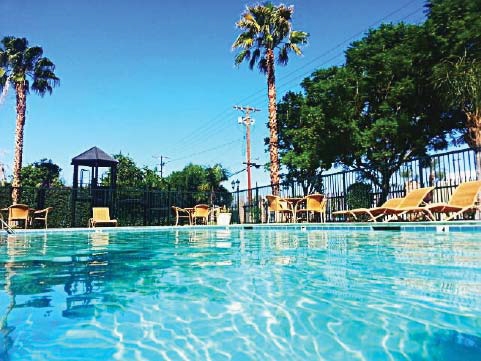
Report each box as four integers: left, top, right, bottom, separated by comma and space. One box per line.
153, 155, 170, 178
234, 105, 260, 204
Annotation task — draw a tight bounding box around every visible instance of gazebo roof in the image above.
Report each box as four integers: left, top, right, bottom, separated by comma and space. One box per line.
71, 146, 118, 167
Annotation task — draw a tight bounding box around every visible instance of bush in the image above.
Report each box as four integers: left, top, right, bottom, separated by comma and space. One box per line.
346, 182, 372, 209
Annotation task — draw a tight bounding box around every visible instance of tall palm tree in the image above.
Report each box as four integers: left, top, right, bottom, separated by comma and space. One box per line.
0, 36, 59, 203
232, 3, 308, 195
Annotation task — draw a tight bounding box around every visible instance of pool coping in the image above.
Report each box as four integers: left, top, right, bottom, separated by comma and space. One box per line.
4, 220, 481, 235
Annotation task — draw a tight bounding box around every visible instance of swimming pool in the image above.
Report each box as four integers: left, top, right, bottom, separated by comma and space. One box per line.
1, 227, 480, 360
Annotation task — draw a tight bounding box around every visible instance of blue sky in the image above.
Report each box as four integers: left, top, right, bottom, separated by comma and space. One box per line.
0, 0, 426, 187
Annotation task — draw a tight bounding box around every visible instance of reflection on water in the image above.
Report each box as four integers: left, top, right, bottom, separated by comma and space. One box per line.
0, 229, 480, 360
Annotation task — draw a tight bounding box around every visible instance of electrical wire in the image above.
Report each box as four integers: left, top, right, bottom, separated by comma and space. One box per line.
164, 1, 426, 167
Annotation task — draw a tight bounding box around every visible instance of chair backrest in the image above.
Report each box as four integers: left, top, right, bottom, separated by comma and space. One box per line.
266, 195, 285, 212
399, 187, 434, 208
305, 194, 324, 211
193, 204, 209, 217
9, 204, 29, 220
380, 197, 404, 208
92, 207, 111, 221
448, 180, 481, 207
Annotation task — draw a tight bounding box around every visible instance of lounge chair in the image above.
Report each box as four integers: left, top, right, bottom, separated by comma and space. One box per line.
381, 187, 435, 221
333, 187, 434, 222
7, 204, 30, 229
332, 197, 405, 222
89, 207, 118, 228
420, 180, 481, 221
172, 206, 192, 226
266, 195, 294, 223
32, 207, 53, 229
295, 194, 327, 222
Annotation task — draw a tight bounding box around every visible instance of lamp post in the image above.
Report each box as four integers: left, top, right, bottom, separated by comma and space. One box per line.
231, 179, 240, 223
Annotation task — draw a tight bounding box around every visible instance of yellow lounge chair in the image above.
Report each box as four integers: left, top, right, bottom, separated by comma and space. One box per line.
421, 180, 481, 221
382, 187, 435, 221
332, 197, 405, 222
333, 187, 434, 222
89, 207, 118, 228
295, 194, 327, 223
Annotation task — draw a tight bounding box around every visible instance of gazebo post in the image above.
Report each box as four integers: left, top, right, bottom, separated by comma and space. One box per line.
71, 164, 79, 227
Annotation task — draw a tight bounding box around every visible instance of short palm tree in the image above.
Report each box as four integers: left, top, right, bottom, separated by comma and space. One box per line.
232, 3, 308, 195
0, 36, 59, 203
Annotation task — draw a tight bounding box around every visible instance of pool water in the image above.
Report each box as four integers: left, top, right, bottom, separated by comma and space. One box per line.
0, 228, 481, 360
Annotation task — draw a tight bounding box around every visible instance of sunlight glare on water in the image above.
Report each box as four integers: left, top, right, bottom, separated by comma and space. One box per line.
0, 228, 480, 360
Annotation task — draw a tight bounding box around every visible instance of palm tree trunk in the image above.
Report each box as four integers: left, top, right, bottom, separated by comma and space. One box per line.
11, 82, 27, 204
464, 111, 481, 178
266, 50, 280, 195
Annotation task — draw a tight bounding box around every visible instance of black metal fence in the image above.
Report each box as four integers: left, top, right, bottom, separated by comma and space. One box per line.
237, 147, 480, 223
0, 147, 479, 228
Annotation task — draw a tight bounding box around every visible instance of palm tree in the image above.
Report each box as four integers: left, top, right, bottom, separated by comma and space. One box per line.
0, 36, 59, 203
232, 3, 308, 195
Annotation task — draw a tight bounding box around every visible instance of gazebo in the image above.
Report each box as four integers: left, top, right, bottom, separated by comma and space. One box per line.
71, 146, 118, 226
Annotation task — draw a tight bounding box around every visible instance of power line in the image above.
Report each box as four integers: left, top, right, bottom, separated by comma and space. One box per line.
163, 1, 426, 166
167, 139, 243, 163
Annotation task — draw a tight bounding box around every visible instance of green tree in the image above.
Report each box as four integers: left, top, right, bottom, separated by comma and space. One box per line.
340, 23, 453, 203
102, 153, 144, 188
0, 37, 59, 203
426, 0, 481, 59
166, 163, 232, 207
232, 3, 308, 195
435, 55, 481, 179
277, 91, 332, 195
427, 0, 481, 179
21, 159, 63, 188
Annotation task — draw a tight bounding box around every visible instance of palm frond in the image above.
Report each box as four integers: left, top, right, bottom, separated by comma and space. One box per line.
24, 46, 43, 66
249, 48, 261, 70
258, 58, 268, 74
277, 45, 289, 66
234, 49, 250, 66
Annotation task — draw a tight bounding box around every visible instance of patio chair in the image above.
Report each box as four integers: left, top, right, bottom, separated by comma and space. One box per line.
266, 195, 294, 223
89, 207, 118, 228
7, 204, 30, 229
172, 206, 192, 226
192, 204, 210, 225
420, 180, 481, 221
295, 194, 327, 223
31, 207, 53, 229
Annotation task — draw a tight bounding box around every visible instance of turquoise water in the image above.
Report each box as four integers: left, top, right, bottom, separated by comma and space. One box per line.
0, 228, 481, 360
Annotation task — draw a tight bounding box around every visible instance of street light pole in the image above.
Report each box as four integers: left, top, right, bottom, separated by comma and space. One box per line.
234, 105, 260, 205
